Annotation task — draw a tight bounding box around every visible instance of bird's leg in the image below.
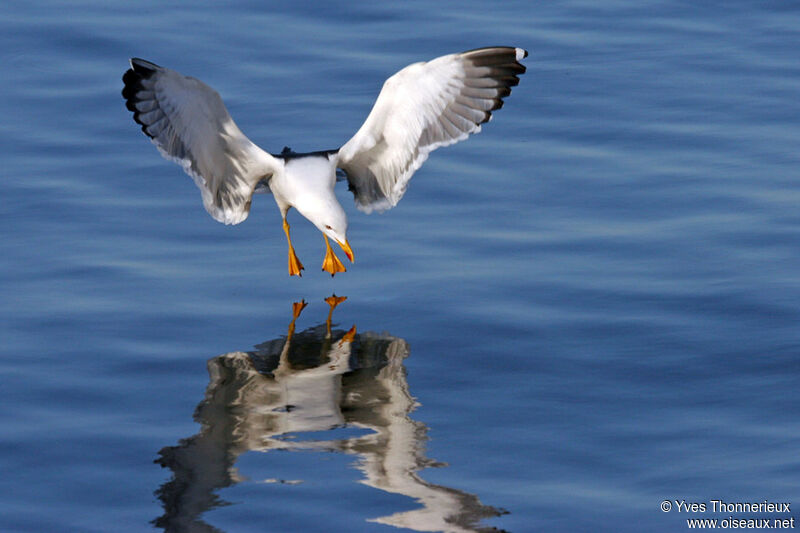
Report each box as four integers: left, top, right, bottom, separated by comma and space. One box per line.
321, 235, 347, 276
283, 217, 304, 277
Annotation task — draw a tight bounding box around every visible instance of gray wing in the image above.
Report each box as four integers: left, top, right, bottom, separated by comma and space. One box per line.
122, 58, 279, 225
337, 47, 527, 214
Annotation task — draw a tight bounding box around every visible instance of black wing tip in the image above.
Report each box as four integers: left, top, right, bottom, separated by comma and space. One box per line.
458, 47, 526, 126
492, 64, 527, 75
138, 122, 154, 139
121, 61, 158, 140
462, 46, 528, 60
121, 70, 141, 94
461, 47, 528, 83
121, 65, 148, 99
478, 99, 504, 125
494, 75, 521, 87
128, 106, 154, 139
123, 97, 138, 113
129, 57, 161, 74
121, 58, 159, 89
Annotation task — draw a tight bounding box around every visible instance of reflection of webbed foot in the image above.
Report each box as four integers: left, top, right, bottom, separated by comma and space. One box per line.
325, 294, 347, 337
287, 300, 307, 341
324, 294, 347, 309
292, 300, 308, 320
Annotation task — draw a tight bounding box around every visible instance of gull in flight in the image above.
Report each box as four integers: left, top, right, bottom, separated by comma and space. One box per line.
122, 47, 527, 276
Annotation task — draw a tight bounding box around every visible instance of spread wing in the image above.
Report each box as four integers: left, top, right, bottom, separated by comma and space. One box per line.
336, 47, 527, 214
122, 58, 279, 225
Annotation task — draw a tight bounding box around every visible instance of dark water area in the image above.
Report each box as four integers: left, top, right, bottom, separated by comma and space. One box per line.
1, 1, 799, 531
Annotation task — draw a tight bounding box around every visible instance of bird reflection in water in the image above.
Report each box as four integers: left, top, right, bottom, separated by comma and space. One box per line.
153, 296, 506, 533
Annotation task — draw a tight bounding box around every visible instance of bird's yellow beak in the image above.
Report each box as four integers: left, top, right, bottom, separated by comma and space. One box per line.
337, 239, 354, 263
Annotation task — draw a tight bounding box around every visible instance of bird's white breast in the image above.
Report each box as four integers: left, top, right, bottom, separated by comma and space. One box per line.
270, 154, 338, 212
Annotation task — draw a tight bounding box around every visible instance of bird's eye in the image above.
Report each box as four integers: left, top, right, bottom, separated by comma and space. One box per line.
325, 225, 332, 230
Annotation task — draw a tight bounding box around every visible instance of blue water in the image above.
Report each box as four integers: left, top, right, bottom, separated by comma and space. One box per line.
2, 1, 799, 532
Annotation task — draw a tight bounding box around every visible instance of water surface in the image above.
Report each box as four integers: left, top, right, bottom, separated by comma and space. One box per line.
1, 1, 799, 532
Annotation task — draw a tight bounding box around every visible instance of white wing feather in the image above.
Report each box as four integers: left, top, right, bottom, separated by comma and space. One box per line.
122, 59, 278, 225
337, 47, 527, 213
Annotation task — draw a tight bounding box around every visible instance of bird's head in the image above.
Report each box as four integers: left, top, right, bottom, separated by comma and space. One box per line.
311, 202, 354, 263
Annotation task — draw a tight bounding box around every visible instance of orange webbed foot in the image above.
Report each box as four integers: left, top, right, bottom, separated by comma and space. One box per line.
322, 235, 347, 276
288, 247, 304, 277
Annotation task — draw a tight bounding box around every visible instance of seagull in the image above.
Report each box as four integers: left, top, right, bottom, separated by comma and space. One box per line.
122, 47, 527, 276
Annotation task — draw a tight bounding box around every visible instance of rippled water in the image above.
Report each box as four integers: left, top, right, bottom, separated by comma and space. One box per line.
2, 1, 799, 532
